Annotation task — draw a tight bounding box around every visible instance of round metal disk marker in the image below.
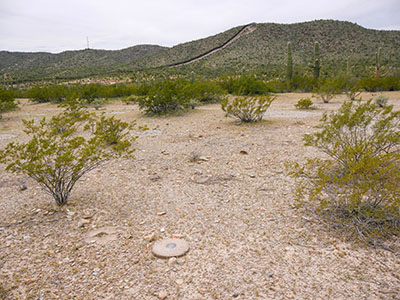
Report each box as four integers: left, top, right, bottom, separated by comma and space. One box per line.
152, 238, 190, 258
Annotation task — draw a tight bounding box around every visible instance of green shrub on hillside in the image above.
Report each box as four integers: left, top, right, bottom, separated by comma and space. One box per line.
289, 100, 400, 240
221, 95, 275, 123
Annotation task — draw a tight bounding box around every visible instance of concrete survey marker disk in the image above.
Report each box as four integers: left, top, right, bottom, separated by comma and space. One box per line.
152, 238, 190, 258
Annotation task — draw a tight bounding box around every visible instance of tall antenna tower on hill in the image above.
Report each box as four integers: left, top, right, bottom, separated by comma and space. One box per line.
86, 37, 90, 49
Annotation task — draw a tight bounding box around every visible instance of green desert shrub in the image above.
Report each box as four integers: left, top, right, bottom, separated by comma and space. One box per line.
289, 99, 400, 240
314, 78, 340, 103
78, 83, 103, 103
338, 76, 362, 100
290, 75, 317, 92
221, 95, 275, 123
91, 98, 108, 110
135, 79, 191, 115
25, 84, 70, 103
0, 87, 17, 116
24, 83, 136, 104
295, 98, 314, 110
0, 105, 137, 205
187, 80, 225, 103
344, 86, 362, 101
358, 76, 400, 92
218, 75, 271, 95
132, 82, 152, 97
374, 94, 389, 107
266, 78, 289, 93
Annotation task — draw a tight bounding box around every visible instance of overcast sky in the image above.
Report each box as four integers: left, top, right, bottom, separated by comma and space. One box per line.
1, 0, 399, 53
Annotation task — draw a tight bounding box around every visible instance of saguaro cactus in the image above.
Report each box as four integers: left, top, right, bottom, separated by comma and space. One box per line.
313, 42, 320, 79
286, 42, 293, 81
375, 47, 382, 78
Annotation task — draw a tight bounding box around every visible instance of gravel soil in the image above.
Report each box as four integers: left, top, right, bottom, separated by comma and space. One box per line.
1, 92, 400, 299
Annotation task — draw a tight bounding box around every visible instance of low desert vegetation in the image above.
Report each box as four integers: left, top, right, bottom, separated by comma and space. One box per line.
218, 74, 272, 95
295, 97, 314, 110
0, 87, 17, 117
221, 95, 275, 123
289, 99, 400, 241
374, 94, 389, 107
314, 78, 340, 103
344, 86, 362, 101
134, 79, 197, 115
25, 83, 136, 103
0, 104, 138, 205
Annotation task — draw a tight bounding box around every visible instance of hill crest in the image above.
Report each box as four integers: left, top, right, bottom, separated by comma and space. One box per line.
1, 20, 400, 82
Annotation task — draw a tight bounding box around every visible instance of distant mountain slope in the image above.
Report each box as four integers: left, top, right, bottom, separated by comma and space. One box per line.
131, 25, 250, 69
154, 20, 400, 76
0, 44, 167, 81
2, 20, 400, 82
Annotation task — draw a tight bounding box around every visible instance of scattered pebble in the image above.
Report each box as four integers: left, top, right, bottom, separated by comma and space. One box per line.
168, 257, 176, 266
158, 290, 168, 299
78, 219, 90, 228
150, 174, 161, 182
144, 233, 156, 242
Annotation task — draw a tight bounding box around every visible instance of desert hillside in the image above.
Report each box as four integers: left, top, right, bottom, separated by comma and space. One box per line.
2, 20, 400, 82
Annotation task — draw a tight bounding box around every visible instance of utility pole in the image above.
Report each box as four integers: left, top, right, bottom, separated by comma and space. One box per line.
86, 37, 90, 49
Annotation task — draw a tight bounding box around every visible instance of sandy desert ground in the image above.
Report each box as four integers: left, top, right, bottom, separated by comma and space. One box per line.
0, 92, 399, 299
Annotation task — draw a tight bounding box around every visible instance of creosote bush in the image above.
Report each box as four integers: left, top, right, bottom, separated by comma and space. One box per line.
295, 98, 314, 110
289, 99, 400, 240
0, 105, 137, 205
218, 74, 271, 95
135, 79, 189, 115
344, 86, 362, 101
374, 94, 389, 107
314, 79, 340, 103
221, 95, 275, 123
0, 87, 17, 117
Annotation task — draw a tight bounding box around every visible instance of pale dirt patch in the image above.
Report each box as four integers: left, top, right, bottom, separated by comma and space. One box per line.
0, 92, 399, 299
